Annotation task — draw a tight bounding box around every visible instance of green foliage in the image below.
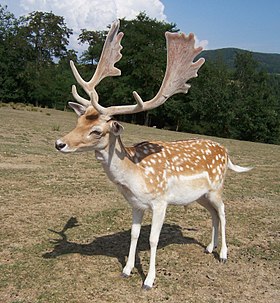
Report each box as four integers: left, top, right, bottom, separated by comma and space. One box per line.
0, 6, 279, 144
78, 29, 105, 65
0, 5, 26, 101
186, 61, 234, 138
179, 53, 280, 144
0, 5, 73, 108
18, 11, 73, 64
230, 52, 280, 143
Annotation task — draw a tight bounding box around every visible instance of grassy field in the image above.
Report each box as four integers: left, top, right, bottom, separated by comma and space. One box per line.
0, 106, 279, 303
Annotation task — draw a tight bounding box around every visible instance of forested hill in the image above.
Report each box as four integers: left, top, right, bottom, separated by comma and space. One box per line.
198, 48, 280, 74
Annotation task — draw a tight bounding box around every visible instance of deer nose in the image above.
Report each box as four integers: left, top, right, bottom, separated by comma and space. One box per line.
55, 140, 66, 151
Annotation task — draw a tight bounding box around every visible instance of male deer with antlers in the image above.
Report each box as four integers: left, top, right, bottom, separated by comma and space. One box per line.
55, 20, 252, 289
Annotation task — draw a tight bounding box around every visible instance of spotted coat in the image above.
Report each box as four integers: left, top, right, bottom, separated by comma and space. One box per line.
125, 139, 228, 195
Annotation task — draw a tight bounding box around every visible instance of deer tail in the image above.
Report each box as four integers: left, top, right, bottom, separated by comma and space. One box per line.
228, 158, 253, 173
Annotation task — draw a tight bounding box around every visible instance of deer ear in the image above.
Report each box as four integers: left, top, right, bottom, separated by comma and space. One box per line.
109, 120, 124, 136
68, 102, 86, 116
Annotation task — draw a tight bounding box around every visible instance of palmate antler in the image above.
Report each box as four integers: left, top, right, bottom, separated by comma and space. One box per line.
71, 20, 205, 115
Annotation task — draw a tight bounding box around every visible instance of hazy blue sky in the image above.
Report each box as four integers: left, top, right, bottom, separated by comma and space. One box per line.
2, 0, 279, 53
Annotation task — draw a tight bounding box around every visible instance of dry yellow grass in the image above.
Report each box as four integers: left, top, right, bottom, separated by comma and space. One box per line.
0, 106, 279, 303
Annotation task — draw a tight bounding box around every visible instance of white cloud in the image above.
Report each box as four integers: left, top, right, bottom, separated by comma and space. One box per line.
116, 0, 166, 21
18, 0, 166, 52
195, 36, 208, 50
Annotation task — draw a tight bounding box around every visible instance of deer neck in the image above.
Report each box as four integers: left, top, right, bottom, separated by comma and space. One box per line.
95, 134, 133, 184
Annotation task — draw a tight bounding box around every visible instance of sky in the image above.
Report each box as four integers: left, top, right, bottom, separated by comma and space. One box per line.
2, 0, 280, 54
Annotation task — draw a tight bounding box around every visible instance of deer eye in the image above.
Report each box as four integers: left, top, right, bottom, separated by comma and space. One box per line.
89, 129, 102, 137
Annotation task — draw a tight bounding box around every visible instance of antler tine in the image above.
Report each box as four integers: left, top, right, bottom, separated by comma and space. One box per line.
71, 85, 94, 107
70, 20, 124, 107
92, 30, 205, 116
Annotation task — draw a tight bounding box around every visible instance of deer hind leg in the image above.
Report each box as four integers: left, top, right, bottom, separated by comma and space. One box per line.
206, 190, 228, 262
143, 203, 167, 290
122, 208, 144, 277
198, 196, 219, 254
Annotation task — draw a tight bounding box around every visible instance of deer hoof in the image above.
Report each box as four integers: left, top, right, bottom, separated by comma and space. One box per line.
142, 284, 152, 291
205, 245, 217, 254
120, 273, 130, 278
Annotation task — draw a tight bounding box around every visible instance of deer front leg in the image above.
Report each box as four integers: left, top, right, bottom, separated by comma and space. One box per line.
143, 204, 167, 290
122, 208, 144, 277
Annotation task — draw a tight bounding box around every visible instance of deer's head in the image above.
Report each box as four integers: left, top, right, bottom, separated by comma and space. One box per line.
55, 105, 124, 153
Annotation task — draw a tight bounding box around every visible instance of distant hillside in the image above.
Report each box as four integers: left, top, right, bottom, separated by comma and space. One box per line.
198, 48, 280, 74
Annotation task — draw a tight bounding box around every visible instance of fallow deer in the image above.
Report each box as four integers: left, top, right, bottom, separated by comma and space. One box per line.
55, 20, 252, 289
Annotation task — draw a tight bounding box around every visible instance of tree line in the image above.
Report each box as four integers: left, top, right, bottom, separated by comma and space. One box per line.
0, 5, 279, 144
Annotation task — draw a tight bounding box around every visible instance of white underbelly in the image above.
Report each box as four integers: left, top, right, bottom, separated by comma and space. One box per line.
117, 183, 153, 210
165, 173, 210, 205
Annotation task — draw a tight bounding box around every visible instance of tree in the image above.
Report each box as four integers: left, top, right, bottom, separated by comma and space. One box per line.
0, 4, 17, 38
161, 97, 190, 131
78, 29, 105, 65
0, 5, 28, 101
52, 50, 79, 110
183, 60, 233, 138
231, 52, 280, 143
18, 11, 73, 65
15, 11, 73, 106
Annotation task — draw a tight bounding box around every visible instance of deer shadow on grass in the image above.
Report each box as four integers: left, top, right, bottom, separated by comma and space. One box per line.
43, 217, 204, 282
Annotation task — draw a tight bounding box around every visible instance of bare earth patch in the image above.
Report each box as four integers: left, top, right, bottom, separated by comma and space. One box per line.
0, 107, 279, 303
